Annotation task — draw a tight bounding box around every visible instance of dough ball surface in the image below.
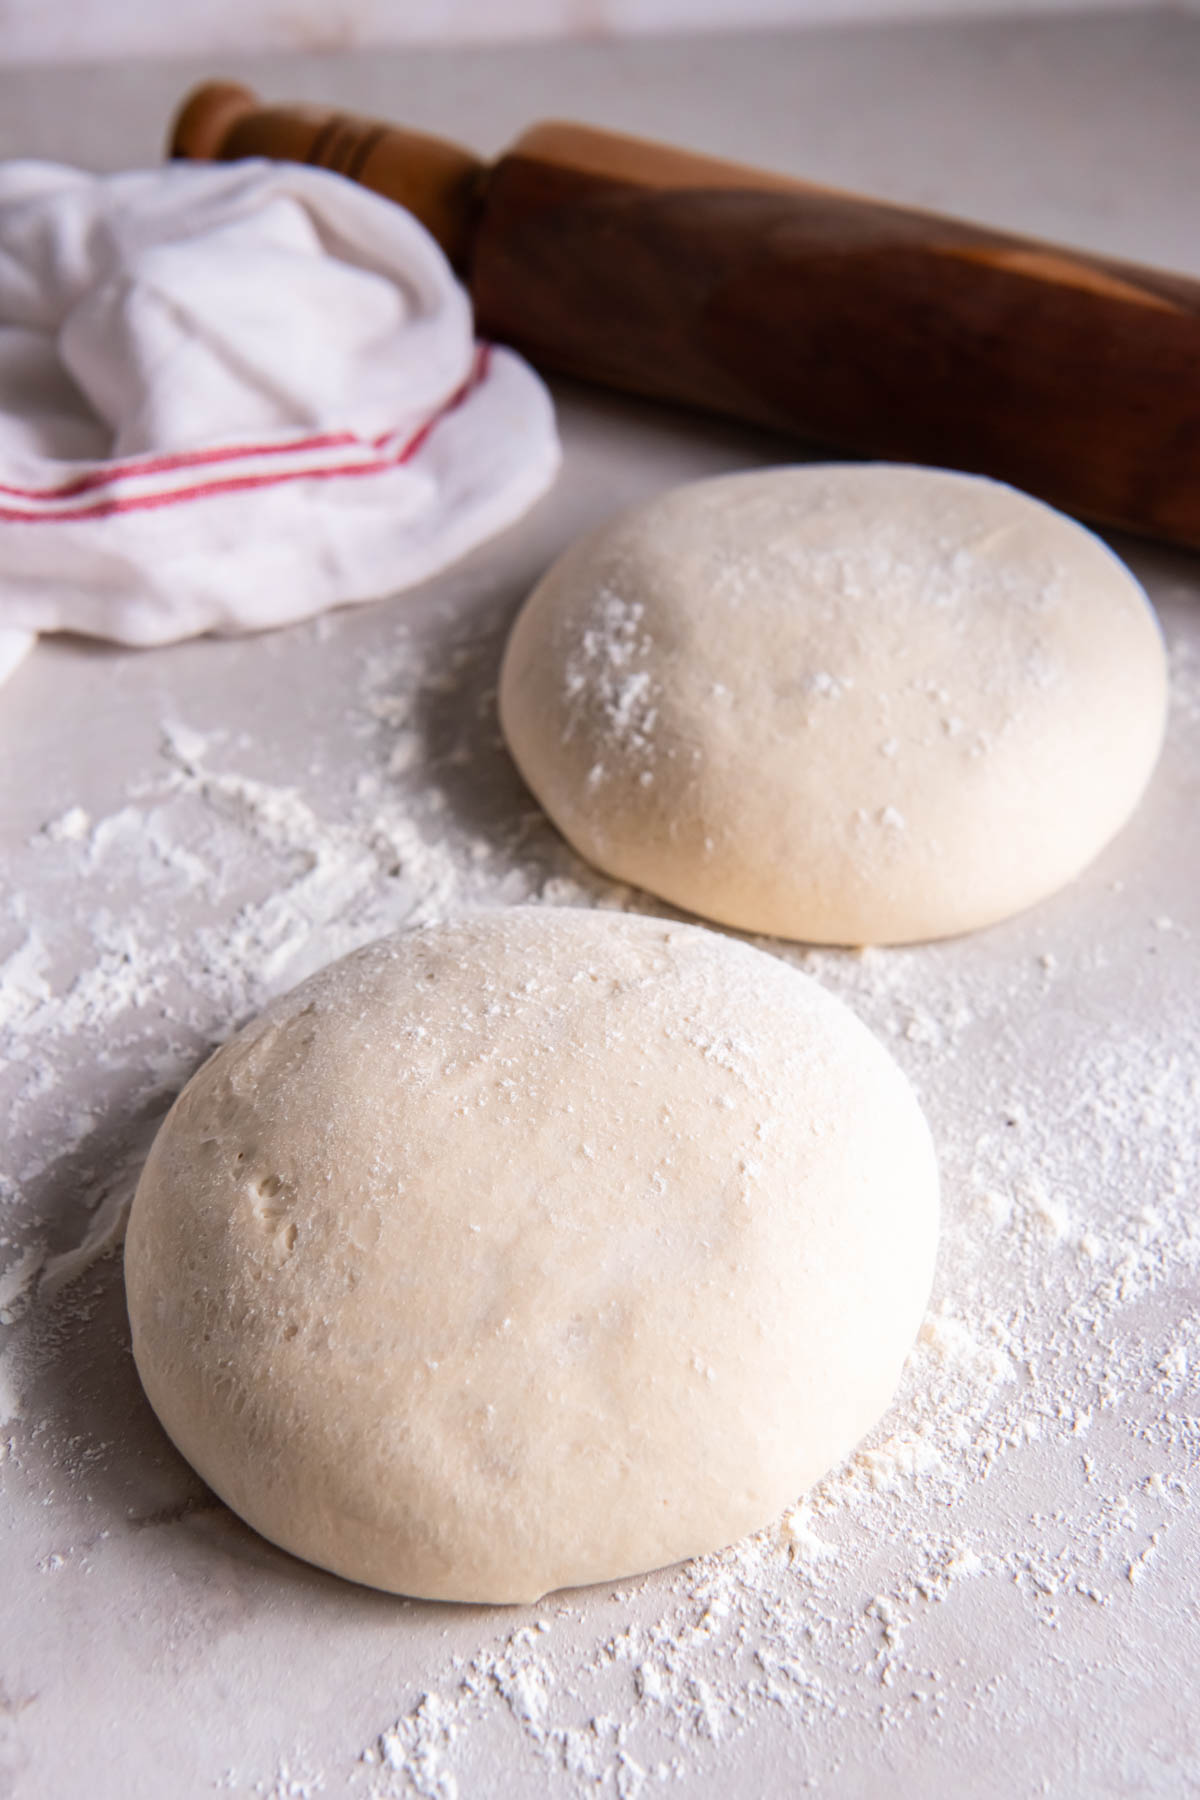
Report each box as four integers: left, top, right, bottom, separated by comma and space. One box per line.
498, 465, 1168, 944
125, 908, 939, 1603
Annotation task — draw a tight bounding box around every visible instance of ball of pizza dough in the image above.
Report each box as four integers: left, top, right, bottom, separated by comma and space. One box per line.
125, 909, 939, 1603
498, 465, 1168, 944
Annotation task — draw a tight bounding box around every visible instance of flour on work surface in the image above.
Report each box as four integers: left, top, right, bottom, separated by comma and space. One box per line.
1, 589, 1198, 1796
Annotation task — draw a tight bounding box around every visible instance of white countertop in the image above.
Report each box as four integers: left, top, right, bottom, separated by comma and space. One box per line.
2, 13, 1198, 1798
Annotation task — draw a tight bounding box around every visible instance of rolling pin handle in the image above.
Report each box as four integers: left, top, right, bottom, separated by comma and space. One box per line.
170, 81, 260, 162
166, 82, 486, 271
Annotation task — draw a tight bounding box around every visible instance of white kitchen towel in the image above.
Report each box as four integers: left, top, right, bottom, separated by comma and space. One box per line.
0, 156, 561, 686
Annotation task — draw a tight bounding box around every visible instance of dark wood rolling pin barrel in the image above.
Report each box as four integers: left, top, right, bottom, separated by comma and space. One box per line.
172, 81, 1200, 551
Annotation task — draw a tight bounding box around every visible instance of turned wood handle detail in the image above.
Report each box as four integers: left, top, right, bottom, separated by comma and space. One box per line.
171, 82, 1200, 551
171, 81, 486, 270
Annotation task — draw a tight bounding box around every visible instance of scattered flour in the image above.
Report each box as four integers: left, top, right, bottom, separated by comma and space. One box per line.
1, 593, 1197, 1797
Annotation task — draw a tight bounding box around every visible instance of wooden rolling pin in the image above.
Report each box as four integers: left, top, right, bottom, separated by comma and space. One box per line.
172, 81, 1200, 551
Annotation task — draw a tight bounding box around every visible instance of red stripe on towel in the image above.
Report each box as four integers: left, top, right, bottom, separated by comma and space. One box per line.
0, 345, 491, 520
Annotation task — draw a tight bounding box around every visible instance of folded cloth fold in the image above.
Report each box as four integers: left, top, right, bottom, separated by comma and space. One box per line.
0, 157, 560, 685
